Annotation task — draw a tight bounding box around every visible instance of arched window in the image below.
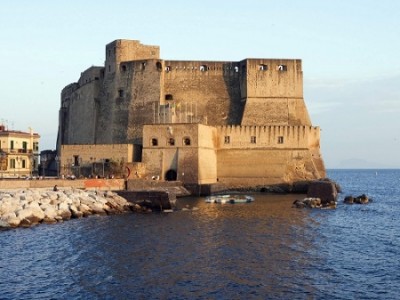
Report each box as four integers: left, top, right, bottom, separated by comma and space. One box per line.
156, 62, 162, 71
183, 137, 191, 146
120, 64, 127, 72
277, 65, 287, 71
165, 66, 171, 72
259, 64, 268, 71
168, 138, 175, 146
151, 138, 158, 146
165, 169, 177, 181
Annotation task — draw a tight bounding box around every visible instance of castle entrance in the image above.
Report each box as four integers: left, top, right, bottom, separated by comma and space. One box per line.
165, 169, 177, 181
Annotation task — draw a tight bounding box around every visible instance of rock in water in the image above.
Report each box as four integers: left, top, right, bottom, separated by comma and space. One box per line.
343, 196, 354, 204
344, 194, 369, 204
307, 180, 338, 205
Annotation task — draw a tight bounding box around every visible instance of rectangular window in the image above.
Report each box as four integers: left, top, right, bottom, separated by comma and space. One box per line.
10, 140, 14, 150
118, 89, 124, 97
224, 136, 230, 144
250, 136, 256, 144
278, 136, 284, 144
22, 141, 28, 152
10, 158, 15, 169
33, 142, 39, 151
74, 155, 80, 166
22, 159, 26, 168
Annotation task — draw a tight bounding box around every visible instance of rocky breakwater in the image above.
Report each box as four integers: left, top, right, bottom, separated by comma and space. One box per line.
0, 188, 137, 229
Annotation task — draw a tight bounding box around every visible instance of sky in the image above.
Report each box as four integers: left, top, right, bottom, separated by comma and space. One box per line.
0, 0, 399, 168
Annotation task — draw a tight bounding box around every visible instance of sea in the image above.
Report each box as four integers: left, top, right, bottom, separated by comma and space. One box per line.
0, 169, 399, 299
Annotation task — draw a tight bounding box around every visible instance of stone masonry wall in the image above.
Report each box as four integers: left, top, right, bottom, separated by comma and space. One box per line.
59, 144, 134, 176
162, 60, 245, 125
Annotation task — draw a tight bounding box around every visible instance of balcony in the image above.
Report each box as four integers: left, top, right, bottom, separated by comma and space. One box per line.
0, 148, 34, 154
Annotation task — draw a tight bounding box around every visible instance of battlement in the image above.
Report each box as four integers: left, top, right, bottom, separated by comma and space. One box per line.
78, 66, 104, 86
105, 39, 160, 75
217, 125, 320, 149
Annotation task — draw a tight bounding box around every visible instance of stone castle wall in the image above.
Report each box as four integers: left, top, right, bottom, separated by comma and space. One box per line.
59, 144, 134, 178
141, 123, 324, 186
58, 39, 326, 187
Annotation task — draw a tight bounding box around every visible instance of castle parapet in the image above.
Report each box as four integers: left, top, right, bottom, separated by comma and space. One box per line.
217, 125, 320, 150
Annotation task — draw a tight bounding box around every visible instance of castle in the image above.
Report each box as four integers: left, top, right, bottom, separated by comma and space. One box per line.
58, 39, 325, 191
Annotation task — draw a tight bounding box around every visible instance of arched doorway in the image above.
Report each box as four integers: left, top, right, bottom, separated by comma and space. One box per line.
165, 169, 177, 181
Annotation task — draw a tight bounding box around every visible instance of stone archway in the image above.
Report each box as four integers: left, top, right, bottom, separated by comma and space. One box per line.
165, 169, 177, 181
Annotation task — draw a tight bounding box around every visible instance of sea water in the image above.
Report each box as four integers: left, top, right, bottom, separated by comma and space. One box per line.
0, 169, 399, 299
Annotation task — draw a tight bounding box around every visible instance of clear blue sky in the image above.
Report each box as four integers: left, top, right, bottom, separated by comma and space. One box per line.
1, 0, 399, 168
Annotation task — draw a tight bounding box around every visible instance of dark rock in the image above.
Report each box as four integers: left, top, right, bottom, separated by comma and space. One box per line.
58, 210, 72, 220
321, 201, 337, 209
116, 191, 173, 211
344, 194, 369, 204
19, 218, 32, 227
292, 197, 322, 209
355, 194, 369, 204
292, 181, 311, 193
71, 210, 84, 218
307, 180, 338, 205
343, 196, 354, 204
320, 178, 342, 193
292, 199, 306, 208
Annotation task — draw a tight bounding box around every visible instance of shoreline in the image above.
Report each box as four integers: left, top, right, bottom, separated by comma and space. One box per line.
0, 187, 138, 229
